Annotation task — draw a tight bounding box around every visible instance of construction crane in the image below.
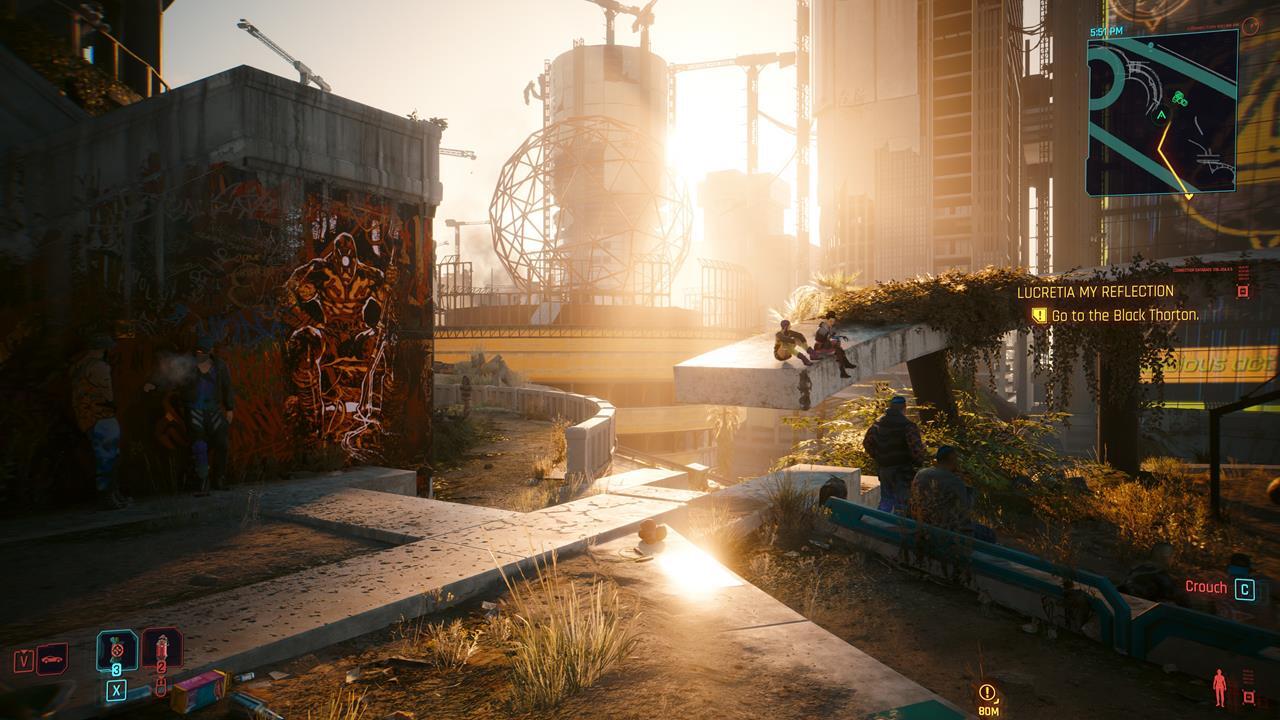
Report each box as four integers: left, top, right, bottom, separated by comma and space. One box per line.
668, 51, 795, 174
236, 19, 331, 92
238, 21, 475, 161
584, 0, 657, 50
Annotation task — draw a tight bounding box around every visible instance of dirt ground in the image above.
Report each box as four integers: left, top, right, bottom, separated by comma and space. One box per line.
989, 466, 1279, 626
433, 410, 562, 511
734, 543, 1276, 720
0, 516, 388, 646
130, 530, 1277, 720
134, 548, 861, 720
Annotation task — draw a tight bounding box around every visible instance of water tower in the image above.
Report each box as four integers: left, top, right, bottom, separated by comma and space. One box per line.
490, 0, 690, 302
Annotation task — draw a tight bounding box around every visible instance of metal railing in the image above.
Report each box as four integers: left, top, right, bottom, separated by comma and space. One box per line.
824, 497, 1132, 654
826, 497, 1280, 667
58, 0, 169, 98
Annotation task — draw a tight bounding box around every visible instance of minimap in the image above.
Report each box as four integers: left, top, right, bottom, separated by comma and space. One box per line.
1086, 29, 1239, 198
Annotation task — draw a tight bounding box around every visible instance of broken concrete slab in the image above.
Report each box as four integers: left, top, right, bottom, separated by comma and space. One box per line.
585, 530, 968, 717
431, 493, 685, 558
589, 467, 687, 493
691, 464, 870, 514
607, 484, 706, 504
0, 466, 416, 547
674, 321, 947, 410
265, 488, 522, 544
2, 538, 521, 720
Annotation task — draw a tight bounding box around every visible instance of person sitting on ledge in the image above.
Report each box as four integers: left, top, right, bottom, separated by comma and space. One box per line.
773, 319, 813, 366
813, 317, 857, 379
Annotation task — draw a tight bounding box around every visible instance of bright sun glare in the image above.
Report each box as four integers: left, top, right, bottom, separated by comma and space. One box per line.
655, 545, 744, 594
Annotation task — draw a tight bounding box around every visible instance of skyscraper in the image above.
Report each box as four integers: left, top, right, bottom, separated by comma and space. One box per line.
815, 0, 1023, 282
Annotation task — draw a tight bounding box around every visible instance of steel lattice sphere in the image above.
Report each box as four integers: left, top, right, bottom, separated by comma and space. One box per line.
489, 115, 691, 295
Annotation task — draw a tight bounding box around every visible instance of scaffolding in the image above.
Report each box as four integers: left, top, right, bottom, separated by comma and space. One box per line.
489, 115, 691, 300
699, 258, 755, 332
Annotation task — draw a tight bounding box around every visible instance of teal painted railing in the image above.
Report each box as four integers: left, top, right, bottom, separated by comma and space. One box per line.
825, 497, 1131, 652
1129, 602, 1280, 662
826, 497, 1280, 667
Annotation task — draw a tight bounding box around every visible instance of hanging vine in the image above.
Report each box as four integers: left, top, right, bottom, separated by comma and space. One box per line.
821, 257, 1259, 414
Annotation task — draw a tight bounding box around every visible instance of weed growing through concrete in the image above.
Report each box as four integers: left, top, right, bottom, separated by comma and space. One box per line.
500, 553, 641, 710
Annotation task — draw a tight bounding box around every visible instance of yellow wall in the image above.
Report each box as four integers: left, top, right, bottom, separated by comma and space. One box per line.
435, 333, 733, 384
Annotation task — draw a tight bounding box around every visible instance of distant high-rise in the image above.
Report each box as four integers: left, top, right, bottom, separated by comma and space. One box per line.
814, 0, 1023, 282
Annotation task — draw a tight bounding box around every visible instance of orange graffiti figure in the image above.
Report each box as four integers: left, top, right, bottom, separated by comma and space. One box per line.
284, 232, 389, 446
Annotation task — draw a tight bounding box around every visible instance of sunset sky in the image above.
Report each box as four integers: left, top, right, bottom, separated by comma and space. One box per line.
164, 0, 811, 290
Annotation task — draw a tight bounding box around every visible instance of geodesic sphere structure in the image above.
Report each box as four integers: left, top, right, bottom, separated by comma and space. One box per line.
489, 115, 691, 296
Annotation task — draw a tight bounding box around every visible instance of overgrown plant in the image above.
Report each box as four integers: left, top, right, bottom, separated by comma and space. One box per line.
413, 618, 482, 670
763, 472, 820, 549
500, 554, 641, 710
816, 259, 1256, 413
778, 384, 1065, 492
307, 686, 368, 720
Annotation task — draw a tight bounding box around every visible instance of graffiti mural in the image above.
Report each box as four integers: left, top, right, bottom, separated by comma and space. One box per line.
0, 157, 432, 505
283, 191, 418, 459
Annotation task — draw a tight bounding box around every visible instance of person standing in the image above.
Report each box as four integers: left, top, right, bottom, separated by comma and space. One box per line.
173, 340, 236, 492
70, 333, 129, 510
862, 395, 928, 513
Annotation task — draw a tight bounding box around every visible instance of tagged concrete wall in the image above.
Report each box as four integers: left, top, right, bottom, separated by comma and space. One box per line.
0, 66, 440, 503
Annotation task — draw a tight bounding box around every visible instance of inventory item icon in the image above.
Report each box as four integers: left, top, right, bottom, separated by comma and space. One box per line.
95, 630, 139, 673
35, 642, 68, 677
1031, 307, 1049, 324
141, 627, 184, 668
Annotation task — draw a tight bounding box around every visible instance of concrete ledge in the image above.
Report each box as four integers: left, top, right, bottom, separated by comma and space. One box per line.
674, 322, 947, 409
691, 464, 868, 514
264, 489, 523, 545
586, 530, 969, 717
0, 466, 417, 547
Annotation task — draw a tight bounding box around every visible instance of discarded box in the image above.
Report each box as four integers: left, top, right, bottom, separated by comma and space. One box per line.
169, 669, 227, 715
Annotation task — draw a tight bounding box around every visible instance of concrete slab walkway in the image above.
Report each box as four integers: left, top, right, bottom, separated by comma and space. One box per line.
673, 321, 946, 409
585, 530, 970, 718
1, 469, 690, 719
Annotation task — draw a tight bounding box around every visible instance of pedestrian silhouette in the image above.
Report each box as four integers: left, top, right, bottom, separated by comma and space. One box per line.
1213, 668, 1227, 707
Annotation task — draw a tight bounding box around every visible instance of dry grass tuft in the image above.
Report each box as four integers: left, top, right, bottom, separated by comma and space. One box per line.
307, 687, 368, 720
409, 618, 482, 670
501, 554, 641, 710
764, 473, 820, 549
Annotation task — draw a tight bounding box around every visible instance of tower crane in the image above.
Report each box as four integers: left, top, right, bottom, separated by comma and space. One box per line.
668, 51, 795, 174
237, 19, 476, 161
583, 0, 657, 50
236, 19, 331, 92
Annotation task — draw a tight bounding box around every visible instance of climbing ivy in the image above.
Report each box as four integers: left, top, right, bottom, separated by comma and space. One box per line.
821, 257, 1257, 414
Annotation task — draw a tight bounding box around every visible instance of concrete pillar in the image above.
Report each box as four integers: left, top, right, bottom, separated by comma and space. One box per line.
1096, 353, 1139, 475
907, 349, 957, 423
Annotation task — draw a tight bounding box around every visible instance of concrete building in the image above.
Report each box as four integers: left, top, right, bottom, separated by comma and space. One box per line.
1, 2, 441, 498
815, 0, 1022, 282
697, 169, 795, 323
